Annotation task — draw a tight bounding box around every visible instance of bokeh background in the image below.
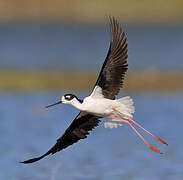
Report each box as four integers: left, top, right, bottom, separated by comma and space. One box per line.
0, 1, 183, 180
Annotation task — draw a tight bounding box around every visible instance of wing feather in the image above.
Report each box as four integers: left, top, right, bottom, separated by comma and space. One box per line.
21, 112, 100, 164
21, 16, 127, 164
95, 16, 128, 100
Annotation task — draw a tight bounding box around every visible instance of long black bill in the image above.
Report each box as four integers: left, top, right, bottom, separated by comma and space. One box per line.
45, 101, 62, 108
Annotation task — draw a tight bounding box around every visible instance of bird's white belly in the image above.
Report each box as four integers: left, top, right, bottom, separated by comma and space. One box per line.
82, 98, 115, 117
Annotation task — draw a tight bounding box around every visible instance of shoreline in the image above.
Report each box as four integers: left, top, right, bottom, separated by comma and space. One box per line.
1, 70, 183, 92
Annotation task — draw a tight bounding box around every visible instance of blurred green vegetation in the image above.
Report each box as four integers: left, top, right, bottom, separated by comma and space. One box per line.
0, 1, 182, 92
1, 69, 183, 92
0, 0, 183, 23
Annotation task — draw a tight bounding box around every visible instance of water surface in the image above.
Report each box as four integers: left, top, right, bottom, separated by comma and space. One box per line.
0, 23, 183, 70
0, 92, 182, 180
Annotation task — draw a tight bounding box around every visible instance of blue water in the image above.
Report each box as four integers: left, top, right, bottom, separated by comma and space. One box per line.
0, 92, 183, 180
0, 23, 183, 70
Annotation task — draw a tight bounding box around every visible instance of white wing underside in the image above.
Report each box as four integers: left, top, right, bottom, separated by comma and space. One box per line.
90, 86, 104, 98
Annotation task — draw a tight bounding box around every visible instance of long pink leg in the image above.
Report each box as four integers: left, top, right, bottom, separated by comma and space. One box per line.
113, 109, 168, 145
109, 115, 162, 154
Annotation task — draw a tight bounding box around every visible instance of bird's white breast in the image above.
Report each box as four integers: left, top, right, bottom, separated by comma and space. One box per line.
82, 96, 115, 117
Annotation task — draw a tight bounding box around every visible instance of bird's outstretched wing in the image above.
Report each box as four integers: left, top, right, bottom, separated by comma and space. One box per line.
21, 112, 100, 164
21, 16, 126, 164
95, 16, 128, 100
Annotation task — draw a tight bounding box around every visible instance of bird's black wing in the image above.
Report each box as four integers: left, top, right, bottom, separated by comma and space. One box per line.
21, 112, 100, 164
21, 16, 126, 164
95, 16, 128, 100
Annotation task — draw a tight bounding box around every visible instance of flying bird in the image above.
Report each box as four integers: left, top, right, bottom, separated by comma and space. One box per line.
21, 17, 167, 164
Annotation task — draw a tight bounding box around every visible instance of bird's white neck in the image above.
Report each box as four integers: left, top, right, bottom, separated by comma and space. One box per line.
69, 98, 84, 111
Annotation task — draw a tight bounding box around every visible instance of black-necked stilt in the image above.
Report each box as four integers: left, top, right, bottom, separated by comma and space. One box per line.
21, 16, 167, 164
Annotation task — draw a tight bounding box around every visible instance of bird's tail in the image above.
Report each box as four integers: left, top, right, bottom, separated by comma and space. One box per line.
115, 96, 135, 118
104, 96, 134, 128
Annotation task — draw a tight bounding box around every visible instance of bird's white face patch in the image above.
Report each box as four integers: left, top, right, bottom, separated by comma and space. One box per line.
63, 94, 76, 101
65, 95, 71, 99
62, 94, 75, 104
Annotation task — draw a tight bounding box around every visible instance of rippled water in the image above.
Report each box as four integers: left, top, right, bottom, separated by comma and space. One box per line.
0, 92, 182, 180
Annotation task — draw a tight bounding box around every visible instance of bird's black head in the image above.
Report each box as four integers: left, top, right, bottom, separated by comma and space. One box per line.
64, 94, 76, 101
62, 94, 83, 104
